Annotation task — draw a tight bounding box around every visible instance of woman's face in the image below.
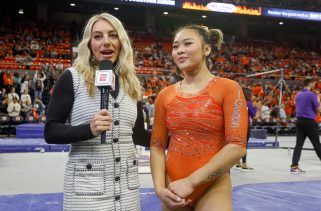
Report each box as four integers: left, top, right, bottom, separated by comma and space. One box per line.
90, 19, 121, 63
172, 29, 208, 73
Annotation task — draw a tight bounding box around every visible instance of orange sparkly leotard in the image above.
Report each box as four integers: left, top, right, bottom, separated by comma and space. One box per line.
151, 77, 248, 206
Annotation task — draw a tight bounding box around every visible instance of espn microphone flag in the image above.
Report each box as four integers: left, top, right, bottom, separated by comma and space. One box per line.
95, 60, 115, 144
95, 61, 115, 90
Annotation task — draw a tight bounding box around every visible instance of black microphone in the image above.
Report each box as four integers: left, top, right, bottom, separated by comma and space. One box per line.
95, 60, 115, 144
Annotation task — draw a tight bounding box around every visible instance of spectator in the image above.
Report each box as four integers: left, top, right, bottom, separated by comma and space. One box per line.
144, 87, 153, 97
46, 63, 55, 89
30, 40, 39, 50
279, 104, 287, 121
261, 104, 270, 120
7, 87, 20, 104
33, 70, 46, 100
20, 73, 31, 94
55, 61, 64, 72
13, 72, 22, 94
3, 71, 13, 91
270, 106, 280, 120
32, 96, 46, 120
150, 71, 159, 89
20, 89, 32, 120
145, 96, 155, 126
284, 96, 295, 118
0, 87, 7, 113
7, 96, 21, 117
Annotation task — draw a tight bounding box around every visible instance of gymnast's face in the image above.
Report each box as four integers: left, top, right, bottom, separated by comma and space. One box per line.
172, 29, 208, 73
90, 19, 121, 63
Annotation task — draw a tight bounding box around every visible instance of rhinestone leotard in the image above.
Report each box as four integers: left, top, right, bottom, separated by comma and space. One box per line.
151, 77, 248, 206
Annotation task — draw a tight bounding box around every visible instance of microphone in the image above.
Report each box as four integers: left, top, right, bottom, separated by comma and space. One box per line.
95, 60, 115, 144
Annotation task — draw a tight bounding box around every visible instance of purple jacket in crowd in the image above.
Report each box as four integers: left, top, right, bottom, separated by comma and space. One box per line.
247, 100, 257, 125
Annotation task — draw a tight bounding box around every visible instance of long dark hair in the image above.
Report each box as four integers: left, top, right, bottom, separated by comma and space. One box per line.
173, 24, 223, 69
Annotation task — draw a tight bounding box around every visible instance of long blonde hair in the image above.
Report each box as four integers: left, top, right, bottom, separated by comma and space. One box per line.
73, 13, 142, 100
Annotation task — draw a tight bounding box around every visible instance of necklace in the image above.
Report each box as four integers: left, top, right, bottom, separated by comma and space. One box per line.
176, 76, 217, 97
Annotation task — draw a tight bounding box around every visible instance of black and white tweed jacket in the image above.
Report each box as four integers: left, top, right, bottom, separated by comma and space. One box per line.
63, 68, 140, 211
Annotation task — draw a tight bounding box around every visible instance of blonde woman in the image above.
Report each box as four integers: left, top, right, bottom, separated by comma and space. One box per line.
7, 96, 21, 117
45, 13, 150, 210
20, 89, 32, 119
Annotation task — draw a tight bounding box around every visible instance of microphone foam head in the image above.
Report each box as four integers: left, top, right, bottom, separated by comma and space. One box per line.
99, 60, 113, 70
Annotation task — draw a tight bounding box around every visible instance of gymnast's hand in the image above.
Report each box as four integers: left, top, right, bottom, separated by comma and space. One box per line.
90, 109, 112, 136
168, 177, 195, 199
156, 187, 191, 209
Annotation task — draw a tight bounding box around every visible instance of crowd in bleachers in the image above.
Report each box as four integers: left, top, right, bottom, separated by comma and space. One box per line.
213, 41, 321, 80
0, 22, 73, 130
0, 22, 72, 71
0, 70, 47, 125
1, 21, 321, 135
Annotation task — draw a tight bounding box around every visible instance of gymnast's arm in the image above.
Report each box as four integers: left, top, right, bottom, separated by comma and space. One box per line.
150, 89, 168, 194
44, 70, 95, 144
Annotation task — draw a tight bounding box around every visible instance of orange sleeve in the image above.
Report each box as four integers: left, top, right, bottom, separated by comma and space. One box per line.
222, 80, 248, 147
150, 87, 169, 149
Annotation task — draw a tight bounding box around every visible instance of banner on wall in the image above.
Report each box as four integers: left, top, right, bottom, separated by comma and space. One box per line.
263, 8, 321, 21
110, 0, 176, 6
108, 0, 321, 21
182, 2, 262, 16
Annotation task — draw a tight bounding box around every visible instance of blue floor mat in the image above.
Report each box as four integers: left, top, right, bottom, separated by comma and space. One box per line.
0, 138, 70, 153
248, 138, 279, 148
1, 181, 321, 211
233, 180, 321, 211
16, 123, 44, 138
0, 189, 160, 211
0, 137, 277, 153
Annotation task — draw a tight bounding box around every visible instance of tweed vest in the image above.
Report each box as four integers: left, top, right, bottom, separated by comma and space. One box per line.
63, 67, 140, 211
